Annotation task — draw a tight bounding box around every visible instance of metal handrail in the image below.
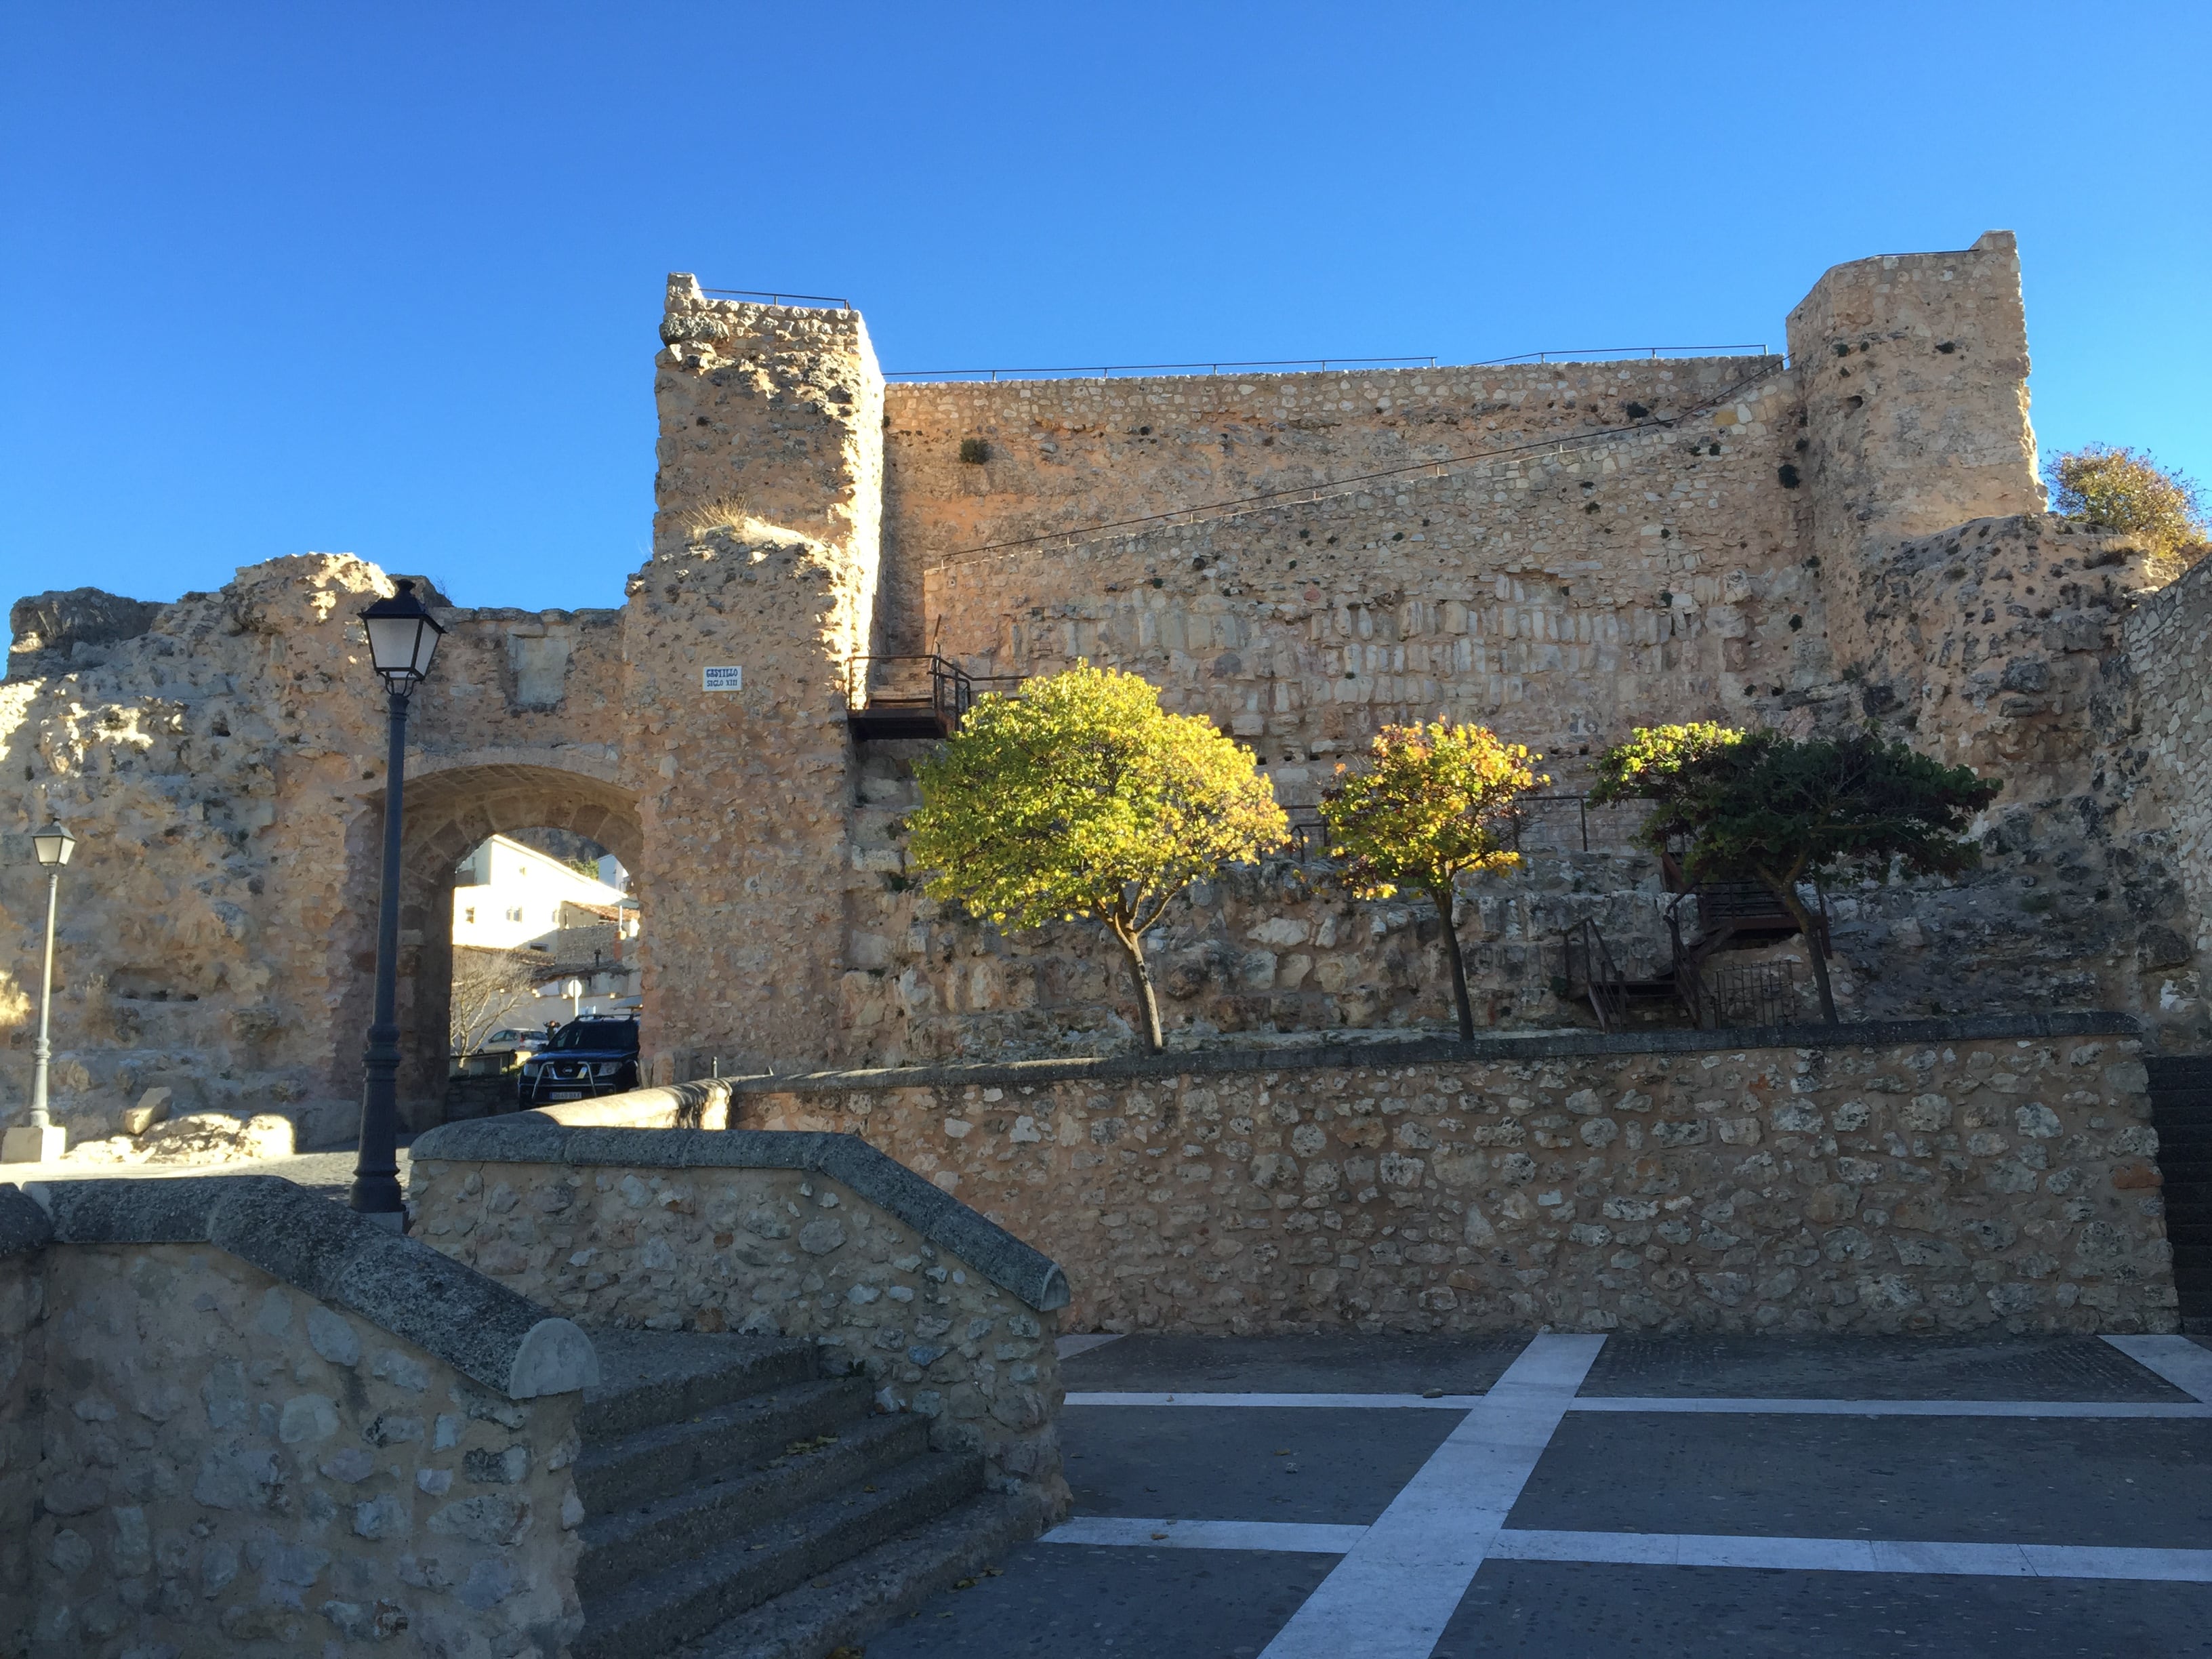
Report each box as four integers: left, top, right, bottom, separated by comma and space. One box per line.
1562, 918, 1630, 1033
884, 345, 1771, 384
699, 287, 853, 309
886, 355, 1439, 384
844, 654, 976, 724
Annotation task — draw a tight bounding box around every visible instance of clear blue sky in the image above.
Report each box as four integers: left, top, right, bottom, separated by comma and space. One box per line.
4, 2, 2206, 612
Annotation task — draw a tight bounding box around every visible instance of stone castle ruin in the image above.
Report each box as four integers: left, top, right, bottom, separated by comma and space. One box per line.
5, 231, 2210, 1146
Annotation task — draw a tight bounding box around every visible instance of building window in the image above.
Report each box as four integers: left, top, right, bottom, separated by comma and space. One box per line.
507, 906, 525, 923
464, 907, 476, 924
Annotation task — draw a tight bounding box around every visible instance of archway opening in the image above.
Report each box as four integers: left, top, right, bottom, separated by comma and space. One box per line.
335, 761, 644, 1127
447, 826, 639, 1113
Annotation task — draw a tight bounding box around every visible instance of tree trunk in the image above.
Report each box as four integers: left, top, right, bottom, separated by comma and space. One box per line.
1114, 926, 1166, 1052
1433, 884, 1476, 1040
1770, 879, 1837, 1024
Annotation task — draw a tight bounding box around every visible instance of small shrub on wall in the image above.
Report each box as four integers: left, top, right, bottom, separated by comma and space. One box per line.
2045, 444, 2207, 561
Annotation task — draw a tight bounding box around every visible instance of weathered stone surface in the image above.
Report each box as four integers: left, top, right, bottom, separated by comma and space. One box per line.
8, 1238, 582, 1658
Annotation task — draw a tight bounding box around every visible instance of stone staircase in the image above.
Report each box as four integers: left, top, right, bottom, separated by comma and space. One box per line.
576, 1330, 1036, 1659
2147, 1054, 2212, 1332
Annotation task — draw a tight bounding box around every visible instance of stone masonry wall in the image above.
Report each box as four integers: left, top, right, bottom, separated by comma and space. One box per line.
917, 361, 1822, 773
22, 1242, 582, 1659
2123, 554, 2212, 1035
0, 560, 632, 1141
737, 1028, 2177, 1338
883, 354, 1788, 654
1787, 230, 2045, 676
409, 1155, 1066, 1510
1837, 512, 2211, 1040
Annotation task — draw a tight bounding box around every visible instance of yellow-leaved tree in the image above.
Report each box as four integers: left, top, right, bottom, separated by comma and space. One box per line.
1320, 722, 1545, 1039
906, 663, 1288, 1052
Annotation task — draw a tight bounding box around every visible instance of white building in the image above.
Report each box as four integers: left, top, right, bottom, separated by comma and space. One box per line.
453, 834, 632, 951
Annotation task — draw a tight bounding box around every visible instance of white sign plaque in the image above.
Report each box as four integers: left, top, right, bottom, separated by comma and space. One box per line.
702, 665, 743, 691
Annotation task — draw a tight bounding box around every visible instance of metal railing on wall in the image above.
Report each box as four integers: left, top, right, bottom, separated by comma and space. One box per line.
699, 287, 853, 310
883, 344, 1770, 384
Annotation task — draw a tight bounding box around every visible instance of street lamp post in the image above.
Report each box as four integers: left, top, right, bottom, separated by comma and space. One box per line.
3, 821, 76, 1164
352, 580, 445, 1228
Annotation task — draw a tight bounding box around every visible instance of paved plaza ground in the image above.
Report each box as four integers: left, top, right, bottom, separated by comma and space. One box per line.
871, 1330, 2212, 1658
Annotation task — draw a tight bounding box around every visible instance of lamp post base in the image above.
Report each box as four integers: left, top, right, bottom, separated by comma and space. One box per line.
1, 1124, 66, 1164
356, 1210, 405, 1234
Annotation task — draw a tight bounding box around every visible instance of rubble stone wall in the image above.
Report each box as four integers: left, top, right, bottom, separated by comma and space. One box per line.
2125, 554, 2212, 1006
0, 1179, 597, 1659
409, 1123, 1071, 1513
733, 1021, 2177, 1338
22, 1244, 583, 1659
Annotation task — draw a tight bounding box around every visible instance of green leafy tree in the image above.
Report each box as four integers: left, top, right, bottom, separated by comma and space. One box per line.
1590, 724, 2001, 1023
2045, 444, 2207, 560
1320, 722, 1545, 1039
906, 663, 1287, 1052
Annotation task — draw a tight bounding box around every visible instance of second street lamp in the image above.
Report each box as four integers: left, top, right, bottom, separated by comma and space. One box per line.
3, 821, 76, 1165
352, 579, 445, 1227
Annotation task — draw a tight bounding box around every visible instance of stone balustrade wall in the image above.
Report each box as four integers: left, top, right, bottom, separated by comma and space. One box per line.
409, 1122, 1072, 1517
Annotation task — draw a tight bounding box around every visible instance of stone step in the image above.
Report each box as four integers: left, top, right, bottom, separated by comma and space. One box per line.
578, 1376, 877, 1517
2160, 1163, 2212, 1187
2148, 1087, 2212, 1115
2154, 1124, 2212, 1151
2169, 1221, 2212, 1246
579, 1411, 933, 1598
673, 1490, 1042, 1659
583, 1330, 821, 1441
575, 1448, 985, 1659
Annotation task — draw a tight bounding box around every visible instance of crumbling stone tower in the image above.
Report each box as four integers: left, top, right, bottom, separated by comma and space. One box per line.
628, 279, 887, 1074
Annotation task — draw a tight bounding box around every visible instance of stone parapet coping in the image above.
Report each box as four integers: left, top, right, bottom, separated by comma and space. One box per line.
410, 1124, 1072, 1313
0, 1174, 598, 1400
726, 1011, 2144, 1096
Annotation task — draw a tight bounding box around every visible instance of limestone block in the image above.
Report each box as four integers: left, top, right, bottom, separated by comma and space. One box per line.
121, 1086, 171, 1137
0, 1125, 65, 1164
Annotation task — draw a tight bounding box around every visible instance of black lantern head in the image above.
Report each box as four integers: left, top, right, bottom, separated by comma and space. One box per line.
361, 579, 446, 689
31, 821, 75, 867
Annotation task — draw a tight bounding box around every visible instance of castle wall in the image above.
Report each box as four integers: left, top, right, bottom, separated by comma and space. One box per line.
919, 365, 1816, 781
884, 354, 1793, 659
7, 233, 2205, 1153
0, 564, 634, 1143
2122, 554, 2212, 1029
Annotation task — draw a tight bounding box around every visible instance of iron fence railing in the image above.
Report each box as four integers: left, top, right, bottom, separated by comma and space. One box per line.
885, 345, 1773, 384
844, 654, 975, 723
700, 287, 852, 309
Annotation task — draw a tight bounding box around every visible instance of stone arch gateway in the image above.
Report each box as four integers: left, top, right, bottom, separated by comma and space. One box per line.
337, 760, 645, 1124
